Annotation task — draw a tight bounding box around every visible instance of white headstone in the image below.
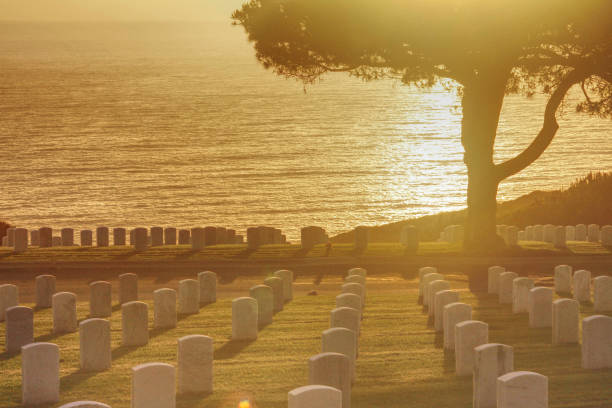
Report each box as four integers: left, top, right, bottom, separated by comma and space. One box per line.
335, 293, 362, 316
525, 226, 534, 241
5, 306, 33, 353
178, 335, 213, 394
264, 276, 284, 313
552, 298, 579, 345
35, 274, 56, 308
553, 226, 566, 248
434, 290, 459, 331
543, 224, 555, 243
274, 269, 294, 302
288, 385, 342, 408
587, 224, 600, 242
422, 272, 445, 306
178, 279, 200, 315
197, 271, 217, 304
0, 283, 19, 322
575, 224, 587, 241
554, 265, 572, 294
473, 343, 514, 408
330, 307, 360, 338
573, 269, 591, 302
79, 318, 111, 372
58, 402, 111, 408
119, 273, 138, 304
565, 225, 576, 241
427, 280, 451, 317
14, 228, 28, 252
52, 292, 77, 334
341, 283, 365, 308
497, 371, 548, 408
22, 342, 60, 406
455, 320, 488, 376
418, 266, 437, 298
347, 267, 367, 278
528, 287, 553, 328
322, 327, 357, 382
581, 315, 612, 369
131, 363, 176, 408
498, 272, 518, 304
122, 301, 148, 346
250, 285, 273, 327
309, 352, 351, 408
89, 281, 112, 318
533, 225, 544, 241
506, 226, 518, 246
154, 288, 177, 329
594, 276, 612, 312
512, 278, 534, 314
443, 302, 472, 350
232, 297, 258, 340
601, 225, 612, 246
487, 266, 505, 294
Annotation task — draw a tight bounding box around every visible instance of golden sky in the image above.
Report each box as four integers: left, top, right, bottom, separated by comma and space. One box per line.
0, 0, 245, 21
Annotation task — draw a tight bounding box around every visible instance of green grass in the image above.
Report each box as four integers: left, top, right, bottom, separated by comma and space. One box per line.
0, 241, 610, 264
0, 274, 610, 408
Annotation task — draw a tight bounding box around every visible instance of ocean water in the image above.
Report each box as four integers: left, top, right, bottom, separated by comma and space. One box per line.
1, 22, 610, 241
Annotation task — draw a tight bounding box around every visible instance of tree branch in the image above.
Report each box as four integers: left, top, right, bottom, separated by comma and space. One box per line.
495, 69, 591, 181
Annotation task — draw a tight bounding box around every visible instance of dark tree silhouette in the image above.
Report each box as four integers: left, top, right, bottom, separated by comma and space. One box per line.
232, 0, 612, 252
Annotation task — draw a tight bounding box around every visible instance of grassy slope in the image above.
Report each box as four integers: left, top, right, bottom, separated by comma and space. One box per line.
332, 172, 612, 243
0, 274, 610, 408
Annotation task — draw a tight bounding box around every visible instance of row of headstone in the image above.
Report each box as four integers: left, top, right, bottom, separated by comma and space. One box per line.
518, 224, 612, 246
300, 226, 329, 249
290, 267, 366, 408
1, 226, 245, 252
440, 225, 464, 243
399, 225, 419, 254
245, 226, 287, 249
419, 267, 553, 407
488, 265, 612, 369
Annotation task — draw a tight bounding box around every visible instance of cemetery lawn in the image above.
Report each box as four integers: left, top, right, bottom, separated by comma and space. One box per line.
0, 273, 611, 408
0, 241, 611, 263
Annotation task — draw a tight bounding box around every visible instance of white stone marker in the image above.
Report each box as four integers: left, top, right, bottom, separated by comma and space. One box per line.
473, 343, 514, 408
80, 318, 111, 372
554, 265, 572, 294
132, 363, 176, 408
80, 229, 93, 246
133, 227, 148, 251
154, 288, 177, 329
0, 283, 18, 322
59, 402, 111, 408
345, 275, 366, 287
58, 402, 111, 408
52, 292, 77, 334
39, 227, 53, 247
427, 280, 451, 317
506, 226, 519, 246
594, 276, 612, 312
434, 290, 459, 332
232, 297, 258, 340
150, 226, 163, 246
528, 287, 553, 328
113, 227, 126, 246
336, 293, 362, 316
566, 225, 576, 241
309, 352, 351, 408
342, 282, 365, 308
119, 273, 138, 304
264, 276, 284, 313
274, 269, 294, 302
347, 267, 367, 278
543, 224, 555, 243
250, 285, 273, 327
575, 224, 587, 241
553, 226, 566, 248
588, 224, 600, 242
61, 228, 74, 246
498, 272, 518, 304
14, 228, 28, 252
178, 335, 213, 395
455, 320, 489, 376
533, 225, 544, 241
330, 307, 361, 338
164, 227, 177, 245
35, 274, 56, 308
487, 266, 505, 294
525, 226, 534, 240
601, 225, 612, 245
422, 272, 444, 306
197, 271, 217, 304
22, 342, 60, 406
322, 327, 357, 382
96, 226, 109, 247
512, 277, 534, 314
90, 281, 111, 318
443, 302, 472, 350
178, 279, 200, 315
288, 385, 342, 408
581, 315, 612, 369
552, 298, 579, 345
418, 266, 437, 298
573, 269, 591, 302
122, 301, 148, 346
497, 371, 548, 408
5, 306, 34, 353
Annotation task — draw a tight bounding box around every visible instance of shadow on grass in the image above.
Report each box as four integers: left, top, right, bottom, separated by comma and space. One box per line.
292, 247, 311, 258
219, 272, 238, 285
348, 246, 366, 257
177, 391, 214, 408
60, 369, 99, 392
233, 247, 257, 259
112, 249, 139, 260
174, 249, 201, 260
214, 339, 256, 360
442, 348, 456, 373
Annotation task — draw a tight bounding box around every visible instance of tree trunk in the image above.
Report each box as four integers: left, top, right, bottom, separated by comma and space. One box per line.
461, 73, 508, 253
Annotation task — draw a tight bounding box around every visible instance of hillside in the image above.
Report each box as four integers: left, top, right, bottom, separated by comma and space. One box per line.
331, 172, 612, 243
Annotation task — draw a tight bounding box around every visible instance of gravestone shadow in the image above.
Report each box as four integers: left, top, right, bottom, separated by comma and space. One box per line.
214, 339, 256, 360
292, 247, 311, 258
233, 247, 257, 259
113, 249, 139, 260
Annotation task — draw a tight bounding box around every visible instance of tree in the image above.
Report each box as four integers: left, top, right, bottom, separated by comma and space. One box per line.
232, 0, 612, 252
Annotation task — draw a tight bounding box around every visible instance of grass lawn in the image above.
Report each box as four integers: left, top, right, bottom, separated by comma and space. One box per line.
0, 271, 611, 408
0, 241, 610, 264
